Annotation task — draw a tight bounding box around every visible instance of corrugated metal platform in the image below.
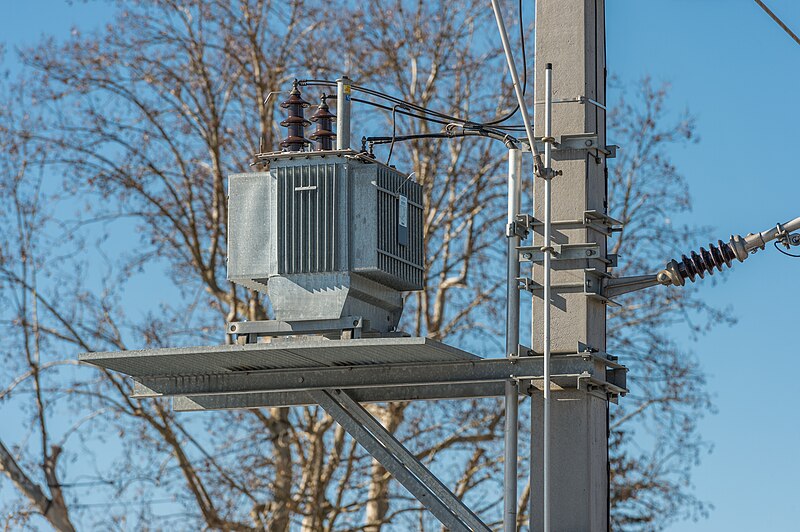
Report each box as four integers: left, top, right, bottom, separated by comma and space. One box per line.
80, 337, 480, 378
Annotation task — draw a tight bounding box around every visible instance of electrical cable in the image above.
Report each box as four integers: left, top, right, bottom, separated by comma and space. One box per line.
774, 240, 800, 257
350, 96, 453, 126
754, 0, 800, 47
299, 0, 530, 135
386, 104, 410, 165
366, 129, 519, 148
299, 3, 531, 152
483, 0, 527, 126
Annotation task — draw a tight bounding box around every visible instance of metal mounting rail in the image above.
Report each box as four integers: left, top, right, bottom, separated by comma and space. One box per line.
130, 355, 625, 400
311, 389, 490, 532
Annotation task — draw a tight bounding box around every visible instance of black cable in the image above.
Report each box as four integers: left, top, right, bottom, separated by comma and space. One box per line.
483, 0, 527, 126
386, 104, 409, 165
774, 241, 800, 257
366, 129, 519, 148
350, 96, 454, 126
298, 2, 531, 142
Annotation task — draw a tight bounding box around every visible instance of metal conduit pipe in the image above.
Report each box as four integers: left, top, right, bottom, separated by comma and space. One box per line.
489, 0, 545, 176
503, 148, 522, 532
336, 76, 352, 150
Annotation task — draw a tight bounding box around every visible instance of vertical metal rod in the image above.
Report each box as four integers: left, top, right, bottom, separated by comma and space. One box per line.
504, 148, 522, 532
489, 0, 543, 167
336, 76, 352, 150
542, 62, 554, 532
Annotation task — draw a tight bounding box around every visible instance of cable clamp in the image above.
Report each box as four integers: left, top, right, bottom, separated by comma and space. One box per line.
506, 214, 533, 239
540, 167, 562, 180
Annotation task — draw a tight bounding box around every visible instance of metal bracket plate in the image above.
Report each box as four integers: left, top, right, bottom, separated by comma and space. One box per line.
228, 316, 366, 341
518, 269, 621, 307
518, 243, 602, 263
529, 210, 623, 237
519, 133, 616, 159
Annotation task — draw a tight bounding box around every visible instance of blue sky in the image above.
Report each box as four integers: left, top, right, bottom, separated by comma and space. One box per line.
1, 0, 798, 530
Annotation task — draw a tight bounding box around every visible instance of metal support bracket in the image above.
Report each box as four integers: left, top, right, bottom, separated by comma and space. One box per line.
518, 242, 603, 263
520, 133, 617, 159
602, 274, 662, 299
311, 388, 490, 532
529, 210, 623, 237
228, 316, 366, 342
506, 214, 534, 240
519, 269, 622, 307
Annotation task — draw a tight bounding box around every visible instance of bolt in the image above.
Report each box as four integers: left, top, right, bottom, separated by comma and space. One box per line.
585, 139, 593, 147
353, 319, 359, 326
230, 325, 237, 332
586, 250, 594, 256
523, 252, 533, 259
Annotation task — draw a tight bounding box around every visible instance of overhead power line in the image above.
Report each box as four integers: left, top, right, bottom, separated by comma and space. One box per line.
754, 0, 800, 47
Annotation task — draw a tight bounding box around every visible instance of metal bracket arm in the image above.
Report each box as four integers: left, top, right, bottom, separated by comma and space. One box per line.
602, 274, 661, 298
311, 389, 490, 532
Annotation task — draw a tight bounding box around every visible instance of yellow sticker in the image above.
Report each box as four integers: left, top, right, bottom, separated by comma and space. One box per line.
344, 84, 352, 95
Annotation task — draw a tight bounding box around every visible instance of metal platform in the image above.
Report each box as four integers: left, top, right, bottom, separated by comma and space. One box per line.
80, 336, 478, 376
80, 336, 625, 532
80, 338, 625, 409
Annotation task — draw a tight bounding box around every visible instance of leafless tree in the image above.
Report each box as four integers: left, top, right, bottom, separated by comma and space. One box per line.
0, 2, 730, 531
606, 78, 733, 530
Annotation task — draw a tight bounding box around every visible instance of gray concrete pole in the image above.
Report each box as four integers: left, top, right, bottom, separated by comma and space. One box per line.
531, 1, 610, 530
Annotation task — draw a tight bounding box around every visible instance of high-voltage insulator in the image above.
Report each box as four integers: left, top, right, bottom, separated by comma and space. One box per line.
657, 216, 800, 286
309, 94, 336, 151
280, 80, 311, 152
658, 239, 744, 286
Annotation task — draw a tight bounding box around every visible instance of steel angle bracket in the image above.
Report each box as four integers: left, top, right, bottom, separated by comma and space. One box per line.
513, 351, 628, 402
311, 389, 490, 532
577, 372, 628, 403
528, 210, 623, 237
521, 133, 617, 159
228, 316, 367, 342
506, 213, 534, 240
518, 269, 622, 306
518, 242, 602, 263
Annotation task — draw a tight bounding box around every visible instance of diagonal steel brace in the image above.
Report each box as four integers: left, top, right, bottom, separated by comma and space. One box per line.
309, 389, 490, 532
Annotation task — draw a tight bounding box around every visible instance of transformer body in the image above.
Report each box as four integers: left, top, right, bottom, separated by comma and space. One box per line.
228, 152, 423, 332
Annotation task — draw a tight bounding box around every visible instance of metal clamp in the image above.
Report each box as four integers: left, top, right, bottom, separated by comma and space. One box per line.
519, 269, 621, 306
518, 243, 603, 263
506, 213, 534, 240
523, 134, 617, 159
529, 210, 623, 237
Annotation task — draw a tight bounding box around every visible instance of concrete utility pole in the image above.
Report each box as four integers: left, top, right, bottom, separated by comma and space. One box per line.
531, 1, 609, 530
